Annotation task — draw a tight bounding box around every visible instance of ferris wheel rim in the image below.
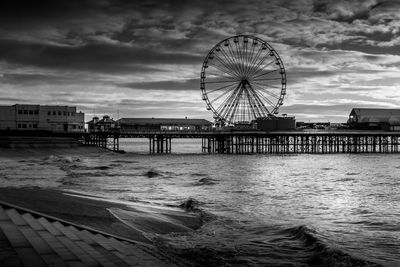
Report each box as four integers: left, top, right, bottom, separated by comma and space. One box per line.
200, 35, 286, 124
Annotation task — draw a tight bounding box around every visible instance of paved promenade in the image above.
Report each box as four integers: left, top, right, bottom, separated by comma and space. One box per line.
0, 200, 183, 267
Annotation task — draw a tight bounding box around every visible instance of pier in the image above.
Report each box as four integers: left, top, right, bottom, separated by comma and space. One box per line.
83, 131, 400, 154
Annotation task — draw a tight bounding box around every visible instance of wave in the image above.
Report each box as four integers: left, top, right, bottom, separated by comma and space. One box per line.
346, 172, 360, 176
111, 159, 139, 164
336, 177, 356, 182
144, 170, 161, 178
193, 177, 217, 186
152, 222, 382, 266
179, 197, 201, 212
278, 225, 381, 266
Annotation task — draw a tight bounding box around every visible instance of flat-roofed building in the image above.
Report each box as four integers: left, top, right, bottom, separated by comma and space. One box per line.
0, 104, 85, 132
348, 108, 400, 131
117, 118, 212, 132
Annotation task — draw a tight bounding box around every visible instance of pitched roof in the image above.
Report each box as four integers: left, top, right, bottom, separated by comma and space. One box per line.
97, 117, 116, 125
351, 108, 400, 124
117, 118, 212, 126
351, 108, 400, 116
0, 200, 180, 267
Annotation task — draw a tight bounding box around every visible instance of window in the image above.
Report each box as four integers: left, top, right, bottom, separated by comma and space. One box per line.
22, 124, 27, 128
34, 110, 39, 115
63, 111, 67, 116
28, 124, 32, 128
67, 112, 70, 116
23, 110, 28, 115
18, 110, 22, 115
32, 124, 38, 128
58, 111, 61, 116
18, 124, 21, 128
53, 111, 56, 115
48, 111, 51, 115
29, 110, 33, 115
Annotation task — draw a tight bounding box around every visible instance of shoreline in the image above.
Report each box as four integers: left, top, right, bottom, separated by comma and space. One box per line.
0, 187, 203, 244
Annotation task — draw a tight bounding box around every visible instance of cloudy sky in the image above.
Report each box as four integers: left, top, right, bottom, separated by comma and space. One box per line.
1, 0, 400, 122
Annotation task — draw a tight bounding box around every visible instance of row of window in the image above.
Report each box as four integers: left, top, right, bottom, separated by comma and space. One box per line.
17, 110, 39, 115
16, 124, 84, 130
17, 123, 38, 129
17, 110, 76, 116
47, 111, 75, 116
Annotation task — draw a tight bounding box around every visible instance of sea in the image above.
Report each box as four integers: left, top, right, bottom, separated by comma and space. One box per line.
0, 138, 399, 266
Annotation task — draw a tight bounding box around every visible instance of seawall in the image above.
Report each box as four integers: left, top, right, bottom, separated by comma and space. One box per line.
0, 136, 82, 148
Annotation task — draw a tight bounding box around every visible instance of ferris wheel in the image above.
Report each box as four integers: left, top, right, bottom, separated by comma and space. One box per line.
200, 35, 286, 125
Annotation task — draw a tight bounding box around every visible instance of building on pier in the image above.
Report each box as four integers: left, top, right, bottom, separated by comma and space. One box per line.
87, 115, 116, 132
0, 104, 85, 132
348, 108, 400, 131
254, 115, 296, 131
117, 118, 212, 132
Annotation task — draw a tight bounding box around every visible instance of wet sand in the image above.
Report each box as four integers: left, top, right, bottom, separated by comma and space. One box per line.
0, 187, 202, 244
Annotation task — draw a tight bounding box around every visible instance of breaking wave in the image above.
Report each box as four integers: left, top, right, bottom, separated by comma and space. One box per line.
153, 223, 382, 266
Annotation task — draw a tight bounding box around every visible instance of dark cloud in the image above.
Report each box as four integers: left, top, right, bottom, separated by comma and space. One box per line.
119, 79, 199, 90
316, 41, 400, 55
313, 0, 380, 23
0, 39, 201, 74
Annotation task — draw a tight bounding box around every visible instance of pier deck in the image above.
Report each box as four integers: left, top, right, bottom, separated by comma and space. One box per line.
83, 130, 400, 154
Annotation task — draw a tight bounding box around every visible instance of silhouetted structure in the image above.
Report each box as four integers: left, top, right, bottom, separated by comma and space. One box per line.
348, 108, 400, 131
255, 116, 296, 131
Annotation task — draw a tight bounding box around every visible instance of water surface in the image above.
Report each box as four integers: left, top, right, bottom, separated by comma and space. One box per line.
0, 141, 399, 266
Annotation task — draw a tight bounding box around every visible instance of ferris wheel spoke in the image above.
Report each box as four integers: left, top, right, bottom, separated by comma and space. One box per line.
228, 44, 242, 76
213, 53, 240, 77
250, 68, 280, 79
226, 43, 243, 77
206, 73, 237, 81
220, 82, 243, 119
234, 42, 245, 76
217, 85, 242, 120
251, 86, 282, 100
219, 46, 242, 76
244, 43, 257, 77
204, 79, 240, 84
207, 82, 239, 94
245, 42, 256, 77
244, 89, 262, 119
207, 61, 239, 79
245, 83, 270, 116
249, 58, 276, 78
241, 40, 249, 76
251, 77, 282, 82
240, 42, 248, 77
252, 87, 281, 110
252, 84, 280, 111
244, 46, 263, 78
225, 88, 243, 121
210, 85, 237, 104
252, 82, 280, 97
212, 54, 241, 77
251, 81, 283, 91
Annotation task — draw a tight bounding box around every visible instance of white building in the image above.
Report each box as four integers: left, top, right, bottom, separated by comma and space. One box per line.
0, 104, 85, 132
